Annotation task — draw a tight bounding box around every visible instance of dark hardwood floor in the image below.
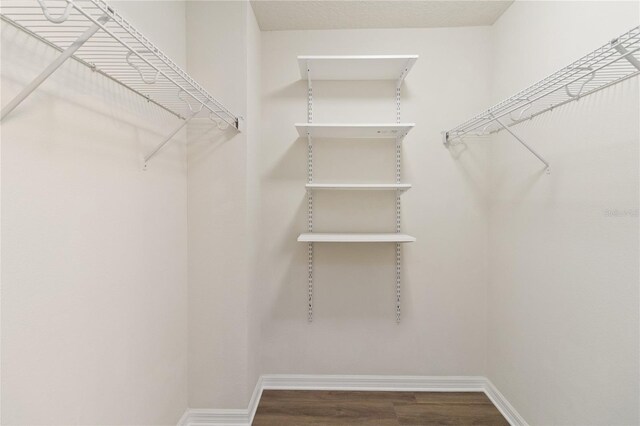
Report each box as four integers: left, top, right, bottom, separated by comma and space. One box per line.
252, 390, 510, 425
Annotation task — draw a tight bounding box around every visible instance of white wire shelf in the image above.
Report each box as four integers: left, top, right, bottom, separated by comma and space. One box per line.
0, 0, 239, 134
298, 233, 416, 243
306, 183, 411, 191
296, 123, 414, 139
298, 55, 418, 81
444, 25, 640, 168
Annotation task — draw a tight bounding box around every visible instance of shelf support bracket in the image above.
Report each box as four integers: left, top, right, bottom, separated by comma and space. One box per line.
143, 114, 195, 169
492, 115, 550, 172
0, 15, 110, 121
144, 91, 206, 168
612, 40, 640, 70
396, 58, 412, 87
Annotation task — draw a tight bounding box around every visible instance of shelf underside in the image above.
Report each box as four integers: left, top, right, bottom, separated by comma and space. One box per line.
298, 55, 418, 81
1, 0, 238, 127
306, 183, 411, 191
298, 233, 416, 243
296, 123, 414, 139
446, 26, 640, 142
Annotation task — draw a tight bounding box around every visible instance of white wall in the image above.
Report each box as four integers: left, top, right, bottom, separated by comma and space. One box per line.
258, 28, 492, 377
1, 2, 188, 424
246, 1, 263, 404
186, 0, 261, 409
4, 2, 638, 423
487, 2, 640, 425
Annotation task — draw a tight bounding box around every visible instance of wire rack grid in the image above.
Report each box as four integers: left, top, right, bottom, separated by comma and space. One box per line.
0, 0, 239, 129
445, 26, 640, 143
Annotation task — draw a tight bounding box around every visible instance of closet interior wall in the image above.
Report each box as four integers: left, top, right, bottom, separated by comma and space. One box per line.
1, 2, 189, 425
185, 0, 262, 410
1, 1, 638, 424
487, 2, 639, 425
258, 27, 492, 378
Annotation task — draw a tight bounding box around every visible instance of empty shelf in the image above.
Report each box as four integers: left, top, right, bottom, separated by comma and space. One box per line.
298, 55, 418, 81
445, 26, 640, 145
298, 233, 416, 243
296, 123, 414, 138
306, 183, 411, 191
0, 0, 239, 127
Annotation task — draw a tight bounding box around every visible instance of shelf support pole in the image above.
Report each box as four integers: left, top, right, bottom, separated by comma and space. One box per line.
307, 134, 313, 323
306, 62, 314, 322
0, 15, 109, 121
395, 80, 402, 324
144, 92, 207, 168
492, 115, 550, 172
143, 113, 195, 169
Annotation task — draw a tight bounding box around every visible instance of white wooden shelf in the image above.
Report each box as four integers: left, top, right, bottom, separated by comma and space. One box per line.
306, 183, 411, 191
298, 233, 416, 243
298, 53, 418, 322
296, 123, 414, 139
298, 55, 418, 81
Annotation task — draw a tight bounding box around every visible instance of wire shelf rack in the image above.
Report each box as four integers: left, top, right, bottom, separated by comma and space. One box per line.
0, 0, 239, 131
444, 26, 640, 150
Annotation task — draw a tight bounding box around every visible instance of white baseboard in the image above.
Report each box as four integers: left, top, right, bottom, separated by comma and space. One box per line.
177, 377, 263, 426
181, 408, 248, 425
247, 376, 264, 423
176, 409, 190, 426
261, 374, 487, 392
178, 374, 527, 426
483, 378, 529, 426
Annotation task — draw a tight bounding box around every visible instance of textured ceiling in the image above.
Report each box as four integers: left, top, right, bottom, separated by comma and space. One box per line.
251, 1, 514, 31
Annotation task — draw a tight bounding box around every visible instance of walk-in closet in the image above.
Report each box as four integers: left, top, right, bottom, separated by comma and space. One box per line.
1, 1, 638, 425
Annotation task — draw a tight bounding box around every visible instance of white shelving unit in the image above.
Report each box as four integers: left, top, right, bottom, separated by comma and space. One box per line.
0, 0, 240, 168
295, 123, 414, 139
298, 54, 417, 323
444, 26, 640, 172
298, 233, 416, 243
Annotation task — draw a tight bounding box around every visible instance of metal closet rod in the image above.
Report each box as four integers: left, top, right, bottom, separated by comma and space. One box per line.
443, 25, 640, 171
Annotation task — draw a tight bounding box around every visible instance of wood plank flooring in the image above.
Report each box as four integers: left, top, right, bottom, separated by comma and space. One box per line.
253, 390, 510, 425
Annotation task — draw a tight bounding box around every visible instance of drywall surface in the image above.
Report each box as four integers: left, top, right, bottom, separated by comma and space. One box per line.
487, 2, 640, 425
251, 0, 513, 31
246, 2, 263, 404
259, 28, 491, 377
0, 1, 188, 425
186, 0, 261, 409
